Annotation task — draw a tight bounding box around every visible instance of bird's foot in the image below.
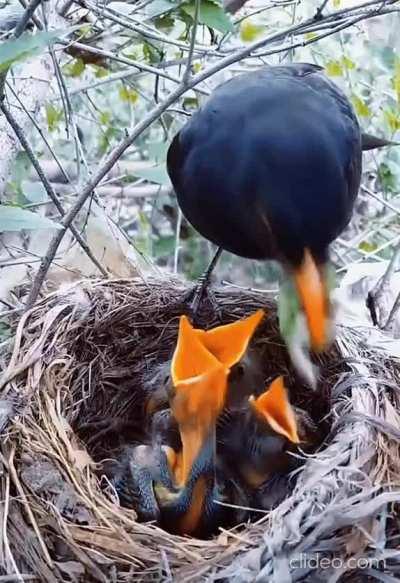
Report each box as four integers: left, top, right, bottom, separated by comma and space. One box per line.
182, 276, 222, 326
182, 247, 223, 325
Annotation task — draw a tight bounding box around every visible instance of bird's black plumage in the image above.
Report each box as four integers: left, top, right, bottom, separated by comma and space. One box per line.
167, 63, 362, 267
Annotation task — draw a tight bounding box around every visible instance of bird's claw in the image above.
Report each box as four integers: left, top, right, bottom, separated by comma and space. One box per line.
183, 279, 223, 326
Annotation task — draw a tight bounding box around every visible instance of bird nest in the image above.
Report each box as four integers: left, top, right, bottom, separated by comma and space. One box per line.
1, 276, 400, 582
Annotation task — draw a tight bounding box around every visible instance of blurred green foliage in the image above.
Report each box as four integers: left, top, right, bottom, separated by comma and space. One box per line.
6, 0, 399, 286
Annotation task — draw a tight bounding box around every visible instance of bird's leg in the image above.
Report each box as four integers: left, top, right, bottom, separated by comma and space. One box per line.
186, 247, 223, 324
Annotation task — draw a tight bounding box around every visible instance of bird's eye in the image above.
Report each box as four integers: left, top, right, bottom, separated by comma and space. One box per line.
235, 362, 246, 377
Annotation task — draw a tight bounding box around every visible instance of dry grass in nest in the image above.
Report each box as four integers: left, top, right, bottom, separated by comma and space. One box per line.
1, 276, 400, 582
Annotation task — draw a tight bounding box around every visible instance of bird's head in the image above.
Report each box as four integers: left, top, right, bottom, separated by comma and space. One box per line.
170, 310, 265, 485
249, 376, 300, 444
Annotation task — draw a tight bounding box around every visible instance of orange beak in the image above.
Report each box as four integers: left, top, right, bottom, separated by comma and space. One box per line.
194, 309, 265, 367
170, 310, 265, 486
249, 376, 300, 443
171, 316, 228, 485
293, 249, 330, 353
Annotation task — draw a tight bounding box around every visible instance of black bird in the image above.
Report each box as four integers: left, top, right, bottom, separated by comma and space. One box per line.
167, 63, 396, 381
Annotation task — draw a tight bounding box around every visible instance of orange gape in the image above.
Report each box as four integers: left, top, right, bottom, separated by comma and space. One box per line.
194, 309, 265, 368
170, 311, 266, 485
169, 310, 265, 534
293, 249, 328, 353
172, 366, 228, 485
249, 376, 300, 444
171, 316, 229, 485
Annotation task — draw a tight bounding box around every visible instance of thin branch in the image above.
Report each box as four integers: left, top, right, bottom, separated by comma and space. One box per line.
16, 0, 43, 30
24, 82, 186, 310
58, 0, 75, 17
183, 0, 200, 84
314, 0, 330, 21
82, 0, 219, 57
0, 101, 108, 277
384, 289, 400, 330
6, 82, 71, 184
52, 58, 189, 99
57, 40, 206, 90
367, 242, 400, 327
14, 0, 42, 37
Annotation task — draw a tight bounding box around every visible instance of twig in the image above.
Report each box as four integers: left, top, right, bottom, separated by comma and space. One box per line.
5, 446, 54, 567
314, 0, 330, 21
82, 0, 219, 57
6, 82, 71, 184
57, 40, 200, 89
384, 289, 400, 330
0, 576, 38, 582
0, 101, 108, 277
366, 240, 400, 328
24, 83, 185, 310
183, 0, 200, 85
58, 0, 75, 17
1, 455, 22, 581
16, 0, 43, 30
14, 0, 42, 37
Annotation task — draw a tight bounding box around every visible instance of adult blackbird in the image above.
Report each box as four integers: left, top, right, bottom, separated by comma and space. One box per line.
167, 63, 396, 381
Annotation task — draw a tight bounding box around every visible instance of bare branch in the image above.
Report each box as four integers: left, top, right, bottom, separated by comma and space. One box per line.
14, 0, 43, 37
183, 0, 201, 85
0, 101, 107, 277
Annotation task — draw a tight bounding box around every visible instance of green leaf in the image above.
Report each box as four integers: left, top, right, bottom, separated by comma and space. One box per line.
358, 241, 378, 253
240, 20, 265, 42
133, 165, 170, 185
0, 31, 61, 73
119, 86, 139, 104
305, 32, 318, 41
45, 103, 63, 132
278, 279, 300, 342
0, 206, 61, 231
341, 56, 355, 70
182, 1, 234, 34
21, 181, 48, 203
63, 58, 85, 78
99, 111, 111, 126
147, 0, 175, 18
92, 65, 109, 78
351, 94, 371, 118
142, 42, 162, 64
325, 60, 343, 77
154, 14, 175, 32
383, 108, 400, 132
0, 321, 12, 342
183, 96, 198, 109
98, 126, 119, 154
326, 263, 337, 293
333, 0, 341, 7
154, 235, 176, 257
393, 58, 400, 103
378, 162, 397, 192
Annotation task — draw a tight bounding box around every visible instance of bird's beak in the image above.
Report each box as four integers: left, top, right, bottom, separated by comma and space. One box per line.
292, 249, 330, 353
194, 309, 265, 367
249, 376, 300, 443
171, 316, 228, 485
